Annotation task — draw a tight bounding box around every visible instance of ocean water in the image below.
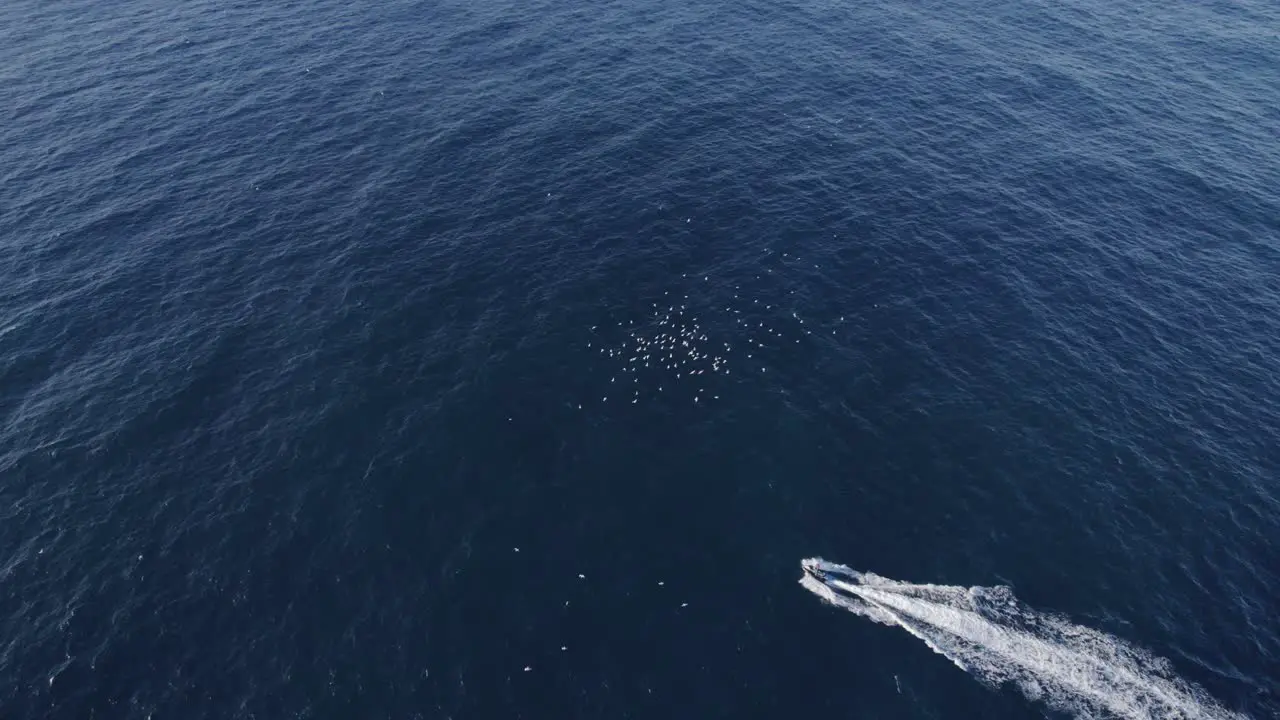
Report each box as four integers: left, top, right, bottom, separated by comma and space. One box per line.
2, 0, 1278, 717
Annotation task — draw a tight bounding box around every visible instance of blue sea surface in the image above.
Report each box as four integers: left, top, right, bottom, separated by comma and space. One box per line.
2, 0, 1278, 717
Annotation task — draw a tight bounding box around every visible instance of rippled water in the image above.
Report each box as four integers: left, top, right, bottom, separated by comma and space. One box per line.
2, 0, 1278, 717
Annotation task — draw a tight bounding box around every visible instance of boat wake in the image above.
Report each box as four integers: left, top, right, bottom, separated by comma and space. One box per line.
799, 558, 1245, 719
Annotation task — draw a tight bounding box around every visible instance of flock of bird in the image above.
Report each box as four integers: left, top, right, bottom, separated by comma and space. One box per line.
583, 279, 828, 408
591, 299, 727, 405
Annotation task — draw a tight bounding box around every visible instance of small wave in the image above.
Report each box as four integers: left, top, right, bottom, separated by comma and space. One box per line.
799, 558, 1246, 720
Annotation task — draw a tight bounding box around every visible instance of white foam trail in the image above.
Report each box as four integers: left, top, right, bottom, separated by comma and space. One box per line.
799, 558, 1246, 720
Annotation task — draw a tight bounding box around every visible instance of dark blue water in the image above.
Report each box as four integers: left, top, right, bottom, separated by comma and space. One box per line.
2, 0, 1278, 717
